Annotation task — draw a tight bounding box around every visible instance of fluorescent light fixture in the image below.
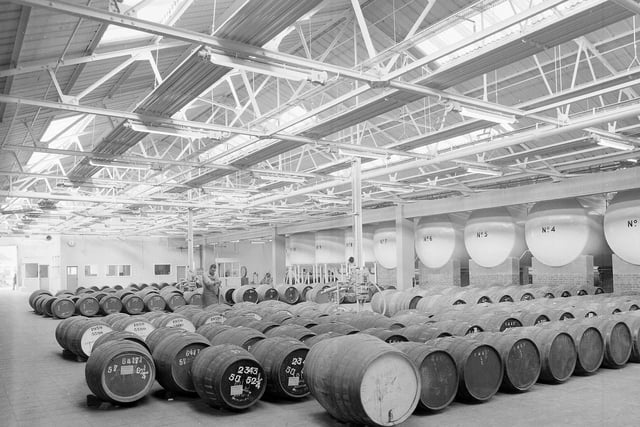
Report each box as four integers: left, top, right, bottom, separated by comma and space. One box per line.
230, 239, 240, 243
379, 185, 413, 194
338, 147, 389, 160
466, 166, 503, 176
89, 159, 150, 170
127, 121, 223, 140
316, 197, 350, 205
457, 105, 516, 124
595, 136, 634, 151
255, 172, 306, 184
203, 49, 327, 84
627, 158, 638, 163
250, 240, 266, 244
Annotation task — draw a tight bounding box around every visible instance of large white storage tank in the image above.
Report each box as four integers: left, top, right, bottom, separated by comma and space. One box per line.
415, 215, 468, 269
604, 189, 640, 265
344, 229, 375, 263
525, 198, 608, 267
315, 229, 345, 264
373, 227, 397, 269
285, 232, 315, 266
464, 208, 526, 268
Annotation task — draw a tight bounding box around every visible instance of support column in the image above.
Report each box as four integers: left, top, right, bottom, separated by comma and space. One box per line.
271, 228, 286, 285
396, 205, 415, 291
612, 254, 640, 294
187, 208, 194, 273
532, 255, 594, 288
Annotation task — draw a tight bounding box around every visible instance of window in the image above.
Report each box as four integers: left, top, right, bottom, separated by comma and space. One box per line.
84, 265, 99, 277
106, 264, 131, 277
25, 263, 39, 278
154, 264, 171, 275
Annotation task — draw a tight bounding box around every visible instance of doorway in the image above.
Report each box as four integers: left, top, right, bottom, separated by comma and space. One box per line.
0, 246, 18, 290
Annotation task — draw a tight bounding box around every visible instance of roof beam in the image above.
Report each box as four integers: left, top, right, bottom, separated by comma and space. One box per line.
0, 5, 30, 122
350, 0, 377, 59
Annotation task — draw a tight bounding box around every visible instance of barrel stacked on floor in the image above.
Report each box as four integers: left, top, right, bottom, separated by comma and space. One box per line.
43, 289, 640, 426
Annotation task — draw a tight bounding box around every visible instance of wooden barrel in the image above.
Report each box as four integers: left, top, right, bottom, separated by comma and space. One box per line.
32, 295, 49, 315
431, 320, 483, 336
256, 285, 279, 302
360, 328, 408, 343
392, 342, 458, 411
92, 330, 149, 352
231, 286, 258, 304
145, 327, 189, 354
263, 310, 294, 324
152, 333, 210, 394
294, 284, 313, 301
510, 310, 550, 326
431, 336, 503, 402
75, 295, 100, 317
347, 314, 405, 331
305, 284, 332, 304
585, 317, 632, 369
99, 295, 123, 315
191, 344, 266, 410
370, 289, 397, 315
281, 316, 319, 328
392, 311, 434, 327
38, 295, 57, 317
85, 341, 155, 404
183, 290, 203, 306
196, 324, 234, 343
66, 318, 114, 358
210, 326, 266, 351
29, 290, 52, 310
309, 322, 360, 335
161, 292, 187, 312
103, 313, 130, 327
399, 324, 451, 342
618, 313, 640, 363
55, 317, 85, 349
302, 331, 344, 347
150, 314, 195, 332
249, 337, 310, 399
191, 310, 226, 328
265, 325, 316, 342
142, 293, 166, 312
111, 317, 156, 340
547, 320, 603, 375
121, 294, 145, 315
475, 313, 523, 332
505, 326, 576, 383
305, 334, 420, 425
50, 297, 76, 319
473, 332, 541, 393
276, 285, 300, 304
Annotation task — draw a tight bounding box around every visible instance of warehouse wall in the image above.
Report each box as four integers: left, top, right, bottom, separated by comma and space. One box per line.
58, 236, 189, 290
0, 235, 61, 294
203, 241, 272, 284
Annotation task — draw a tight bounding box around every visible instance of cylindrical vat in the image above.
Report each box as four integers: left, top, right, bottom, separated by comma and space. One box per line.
191, 344, 266, 410
526, 198, 609, 267
249, 337, 310, 399
345, 228, 376, 263
392, 341, 458, 411
604, 189, 640, 265
373, 227, 397, 269
286, 232, 315, 266
305, 334, 420, 425
315, 229, 345, 264
464, 208, 526, 268
415, 215, 468, 269
152, 333, 210, 394
85, 341, 155, 404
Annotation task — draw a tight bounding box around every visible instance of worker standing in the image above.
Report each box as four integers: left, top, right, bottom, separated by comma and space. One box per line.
200, 264, 221, 307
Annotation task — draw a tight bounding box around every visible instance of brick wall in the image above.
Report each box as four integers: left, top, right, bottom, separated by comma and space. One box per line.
376, 263, 397, 288
532, 255, 594, 288
612, 254, 640, 295
418, 259, 462, 287
469, 257, 520, 287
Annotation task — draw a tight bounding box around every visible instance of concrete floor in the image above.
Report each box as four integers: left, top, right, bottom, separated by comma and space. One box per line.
1, 287, 639, 427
